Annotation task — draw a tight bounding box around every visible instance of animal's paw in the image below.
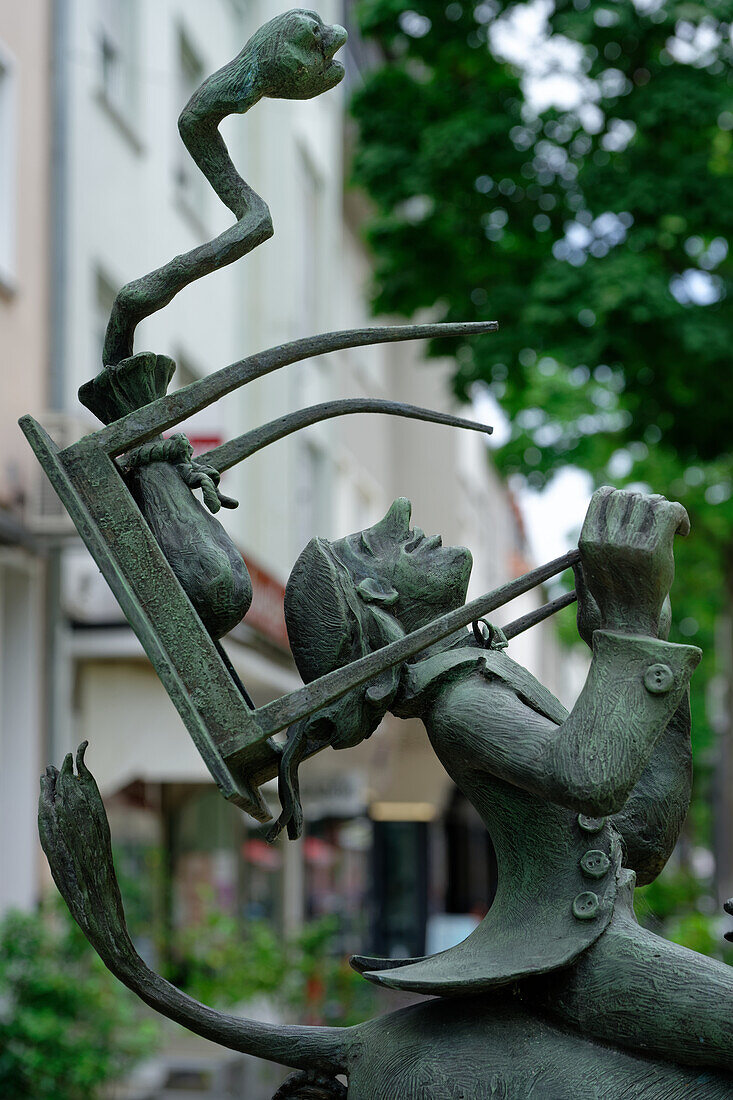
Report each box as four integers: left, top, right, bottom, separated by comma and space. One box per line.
724, 898, 733, 943
38, 742, 135, 969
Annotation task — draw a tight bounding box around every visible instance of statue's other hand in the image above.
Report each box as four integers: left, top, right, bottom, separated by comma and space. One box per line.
38, 743, 136, 974
579, 486, 689, 638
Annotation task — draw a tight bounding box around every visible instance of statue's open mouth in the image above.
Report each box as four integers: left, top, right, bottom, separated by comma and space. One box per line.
322, 23, 347, 84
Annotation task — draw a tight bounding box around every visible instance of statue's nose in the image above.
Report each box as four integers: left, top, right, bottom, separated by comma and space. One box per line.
324, 23, 348, 56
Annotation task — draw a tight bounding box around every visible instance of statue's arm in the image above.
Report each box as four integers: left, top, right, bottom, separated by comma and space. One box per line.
539, 629, 698, 815
610, 692, 692, 884
425, 630, 699, 819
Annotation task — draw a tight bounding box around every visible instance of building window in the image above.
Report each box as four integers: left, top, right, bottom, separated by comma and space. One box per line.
98, 0, 137, 126
171, 349, 223, 455
300, 152, 322, 331
175, 30, 206, 221
173, 350, 199, 391
371, 820, 428, 958
297, 439, 331, 549
0, 44, 17, 289
94, 268, 118, 370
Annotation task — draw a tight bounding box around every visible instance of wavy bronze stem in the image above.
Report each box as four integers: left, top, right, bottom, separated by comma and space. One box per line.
102, 12, 348, 365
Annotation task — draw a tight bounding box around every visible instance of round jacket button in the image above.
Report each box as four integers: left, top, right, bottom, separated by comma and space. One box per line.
578, 814, 605, 834
572, 891, 600, 920
643, 663, 674, 694
580, 850, 611, 879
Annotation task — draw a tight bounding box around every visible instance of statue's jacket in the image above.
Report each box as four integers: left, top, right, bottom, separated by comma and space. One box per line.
351, 630, 701, 996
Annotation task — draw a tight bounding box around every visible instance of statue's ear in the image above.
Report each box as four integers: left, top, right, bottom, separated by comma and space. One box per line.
357, 577, 399, 606
362, 602, 404, 711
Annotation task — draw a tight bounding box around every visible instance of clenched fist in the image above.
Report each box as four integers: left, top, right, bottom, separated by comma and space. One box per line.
577, 487, 689, 640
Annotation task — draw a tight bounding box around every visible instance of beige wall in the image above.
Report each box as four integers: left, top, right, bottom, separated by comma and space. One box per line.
0, 0, 49, 508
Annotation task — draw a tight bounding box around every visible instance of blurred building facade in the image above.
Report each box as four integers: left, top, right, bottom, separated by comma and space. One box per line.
0, 0, 576, 980
0, 0, 51, 914
0, 3, 579, 1095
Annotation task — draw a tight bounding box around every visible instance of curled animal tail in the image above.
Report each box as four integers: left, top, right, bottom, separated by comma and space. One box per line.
39, 743, 353, 1077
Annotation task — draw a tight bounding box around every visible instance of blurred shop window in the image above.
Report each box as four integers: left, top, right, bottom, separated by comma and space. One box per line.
168, 787, 243, 931
241, 833, 283, 923
444, 788, 496, 917
97, 0, 138, 130
0, 42, 16, 289
164, 786, 284, 944
371, 821, 428, 959
107, 783, 163, 969
175, 29, 206, 224
304, 818, 371, 956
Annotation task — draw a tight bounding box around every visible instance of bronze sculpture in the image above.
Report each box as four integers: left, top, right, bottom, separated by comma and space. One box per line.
23, 10, 733, 1097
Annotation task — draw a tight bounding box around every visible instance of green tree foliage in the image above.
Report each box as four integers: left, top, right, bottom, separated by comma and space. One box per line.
0, 904, 156, 1100
636, 866, 733, 961
352, 0, 732, 469
351, 0, 733, 833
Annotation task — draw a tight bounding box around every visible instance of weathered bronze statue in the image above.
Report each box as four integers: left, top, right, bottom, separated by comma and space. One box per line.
38, 487, 733, 1096
23, 10, 733, 1098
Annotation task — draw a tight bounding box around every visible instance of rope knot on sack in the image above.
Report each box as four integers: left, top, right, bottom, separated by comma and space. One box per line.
122, 434, 238, 513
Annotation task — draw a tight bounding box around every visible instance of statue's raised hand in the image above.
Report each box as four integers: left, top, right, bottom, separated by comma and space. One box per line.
38, 743, 137, 977
579, 487, 689, 639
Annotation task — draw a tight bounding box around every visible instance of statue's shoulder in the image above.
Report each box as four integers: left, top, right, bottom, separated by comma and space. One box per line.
398, 641, 569, 726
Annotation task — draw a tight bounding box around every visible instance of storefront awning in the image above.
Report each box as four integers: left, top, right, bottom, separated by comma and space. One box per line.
72, 631, 300, 797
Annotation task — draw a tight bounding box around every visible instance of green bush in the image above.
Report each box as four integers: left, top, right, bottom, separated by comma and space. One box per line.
0, 904, 156, 1100
173, 894, 377, 1028
636, 866, 733, 965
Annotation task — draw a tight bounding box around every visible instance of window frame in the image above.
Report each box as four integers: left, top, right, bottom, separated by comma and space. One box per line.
174, 26, 207, 229
96, 0, 141, 146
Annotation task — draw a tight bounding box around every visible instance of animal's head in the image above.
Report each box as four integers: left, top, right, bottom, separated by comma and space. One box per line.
251, 9, 347, 100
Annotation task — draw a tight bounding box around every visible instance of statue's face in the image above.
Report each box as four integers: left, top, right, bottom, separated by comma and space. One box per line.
256, 10, 347, 100
333, 499, 473, 632
393, 528, 473, 630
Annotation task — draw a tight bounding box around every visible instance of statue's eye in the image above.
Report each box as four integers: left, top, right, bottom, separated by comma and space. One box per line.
312, 24, 321, 38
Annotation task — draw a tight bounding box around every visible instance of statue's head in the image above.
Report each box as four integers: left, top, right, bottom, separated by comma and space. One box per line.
325, 496, 472, 635
283, 499, 472, 750
250, 9, 347, 100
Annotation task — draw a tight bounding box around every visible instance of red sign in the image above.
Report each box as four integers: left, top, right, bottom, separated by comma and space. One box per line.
162, 431, 223, 457
242, 552, 290, 650
188, 434, 223, 456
